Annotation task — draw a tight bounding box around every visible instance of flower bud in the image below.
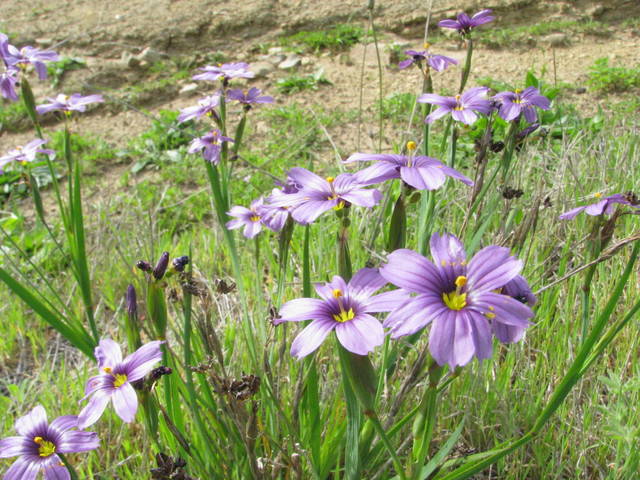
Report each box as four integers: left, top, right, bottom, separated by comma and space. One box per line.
126, 284, 137, 318
172, 255, 190, 272
136, 260, 152, 272
153, 252, 170, 280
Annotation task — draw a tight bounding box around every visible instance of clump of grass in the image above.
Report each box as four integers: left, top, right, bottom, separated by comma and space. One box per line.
280, 24, 363, 52
381, 92, 415, 122
46, 56, 86, 87
0, 101, 30, 133
586, 58, 640, 93
276, 72, 332, 94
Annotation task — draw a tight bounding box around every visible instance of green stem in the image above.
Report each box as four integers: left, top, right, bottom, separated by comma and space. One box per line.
58, 453, 80, 480
367, 412, 407, 480
458, 37, 473, 93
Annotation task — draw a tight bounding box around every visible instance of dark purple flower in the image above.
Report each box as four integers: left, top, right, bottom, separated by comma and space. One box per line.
36, 93, 104, 115
269, 167, 382, 225
398, 47, 458, 72
77, 339, 164, 428
192, 62, 255, 82
0, 67, 19, 101
0, 139, 55, 173
177, 95, 220, 123
346, 141, 473, 190
187, 129, 233, 165
418, 87, 492, 125
0, 405, 99, 480
274, 268, 409, 358
493, 87, 550, 123
516, 122, 540, 140
226, 87, 274, 106
380, 233, 534, 368
0, 34, 59, 80
559, 193, 640, 220
438, 9, 494, 35
226, 197, 266, 238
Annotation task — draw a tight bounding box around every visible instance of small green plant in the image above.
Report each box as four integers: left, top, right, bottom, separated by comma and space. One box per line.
0, 101, 30, 133
47, 56, 86, 87
276, 72, 332, 94
381, 92, 415, 123
586, 58, 640, 93
280, 24, 363, 52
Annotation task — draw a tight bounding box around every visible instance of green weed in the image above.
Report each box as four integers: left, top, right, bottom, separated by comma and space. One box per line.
280, 24, 364, 52
586, 57, 640, 93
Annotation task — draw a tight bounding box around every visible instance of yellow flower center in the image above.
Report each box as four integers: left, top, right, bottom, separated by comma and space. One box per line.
113, 373, 128, 388
594, 192, 602, 198
250, 215, 260, 222
333, 200, 345, 211
325, 176, 335, 183
454, 94, 464, 111
442, 275, 468, 311
34, 437, 56, 457
515, 88, 522, 94
333, 289, 343, 298
333, 307, 355, 323
423, 42, 431, 49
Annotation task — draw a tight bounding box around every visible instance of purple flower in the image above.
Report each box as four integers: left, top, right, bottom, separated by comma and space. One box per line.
398, 47, 458, 72
274, 268, 409, 358
559, 192, 640, 220
187, 129, 233, 165
380, 233, 534, 368
418, 87, 492, 125
177, 95, 220, 123
0, 139, 55, 173
226, 87, 274, 106
0, 405, 99, 480
438, 9, 495, 35
269, 167, 382, 225
36, 93, 104, 115
346, 141, 473, 190
259, 188, 292, 232
497, 275, 537, 343
0, 67, 19, 101
192, 62, 255, 82
0, 34, 59, 80
493, 87, 550, 123
226, 197, 266, 238
77, 339, 164, 429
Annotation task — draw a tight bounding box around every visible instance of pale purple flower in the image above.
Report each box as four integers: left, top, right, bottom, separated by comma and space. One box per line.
274, 268, 409, 358
0, 34, 59, 80
493, 87, 550, 123
438, 9, 494, 35
0, 139, 55, 173
259, 188, 291, 232
418, 87, 492, 125
177, 94, 220, 123
269, 167, 382, 225
192, 62, 255, 82
77, 339, 164, 429
226, 197, 266, 238
226, 87, 274, 106
0, 405, 99, 480
398, 48, 458, 72
559, 193, 640, 220
187, 129, 233, 165
346, 144, 473, 190
0, 67, 19, 101
36, 93, 104, 115
380, 233, 534, 368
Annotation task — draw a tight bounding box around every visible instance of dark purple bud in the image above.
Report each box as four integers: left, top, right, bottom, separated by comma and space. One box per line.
172, 255, 190, 272
490, 141, 505, 153
517, 122, 540, 140
153, 252, 170, 280
136, 260, 153, 272
126, 284, 137, 317
151, 366, 173, 380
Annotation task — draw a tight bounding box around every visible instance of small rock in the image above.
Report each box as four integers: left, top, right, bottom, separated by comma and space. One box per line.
120, 52, 140, 68
267, 54, 286, 65
575, 87, 587, 94
542, 33, 569, 47
251, 61, 276, 78
268, 46, 284, 55
137, 47, 165, 64
35, 38, 53, 47
278, 54, 301, 70
300, 56, 312, 66
586, 5, 606, 18
114, 14, 123, 21
179, 83, 199, 95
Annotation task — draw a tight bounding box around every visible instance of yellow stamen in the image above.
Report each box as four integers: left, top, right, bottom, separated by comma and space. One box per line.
515, 88, 522, 94
423, 42, 431, 49
454, 275, 467, 288
333, 200, 345, 211
250, 215, 260, 222
113, 373, 128, 388
454, 94, 464, 110
406, 141, 417, 151
442, 291, 467, 311
594, 192, 602, 198
441, 260, 447, 267
485, 312, 496, 319
333, 307, 355, 323
103, 367, 112, 374
332, 289, 343, 298
34, 437, 56, 457
325, 176, 335, 183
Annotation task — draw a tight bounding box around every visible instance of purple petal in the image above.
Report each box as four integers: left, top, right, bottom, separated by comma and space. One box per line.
287, 167, 328, 192
77, 392, 111, 429
398, 59, 414, 69
559, 206, 585, 220
44, 465, 71, 480
0, 436, 32, 458
400, 164, 446, 190
335, 314, 384, 355
468, 310, 493, 361
471, 292, 534, 328
364, 289, 411, 313
275, 298, 330, 324
290, 319, 336, 359
340, 187, 382, 208
290, 200, 333, 224
57, 430, 100, 454
467, 246, 522, 292
347, 267, 386, 302
353, 161, 400, 186
380, 249, 443, 294
4, 457, 41, 480
584, 199, 608, 216
429, 232, 467, 285
112, 383, 138, 423
385, 293, 445, 338
14, 405, 48, 437
425, 107, 451, 123
49, 416, 78, 435
493, 322, 526, 343
123, 340, 164, 382
95, 338, 123, 368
